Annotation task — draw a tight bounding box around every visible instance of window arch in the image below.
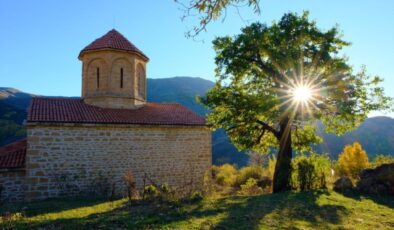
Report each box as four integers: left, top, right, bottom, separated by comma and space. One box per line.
137, 64, 145, 99
96, 67, 100, 88
87, 58, 107, 92
120, 68, 123, 88
110, 58, 131, 91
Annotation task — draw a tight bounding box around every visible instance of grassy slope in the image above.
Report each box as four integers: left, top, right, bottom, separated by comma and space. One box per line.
1, 191, 393, 229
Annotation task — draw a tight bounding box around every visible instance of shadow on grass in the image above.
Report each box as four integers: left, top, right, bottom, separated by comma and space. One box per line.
340, 190, 394, 209
212, 190, 348, 229
1, 191, 350, 229
0, 196, 111, 217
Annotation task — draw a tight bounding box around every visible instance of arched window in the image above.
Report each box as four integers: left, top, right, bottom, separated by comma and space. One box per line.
120, 68, 123, 88
87, 58, 107, 93
96, 67, 100, 89
137, 64, 145, 98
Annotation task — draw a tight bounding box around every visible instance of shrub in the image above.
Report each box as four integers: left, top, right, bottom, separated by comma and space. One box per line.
267, 155, 276, 179
370, 154, 394, 168
123, 171, 138, 201
291, 153, 331, 191
143, 185, 160, 201
189, 191, 204, 202
215, 164, 238, 186
336, 142, 369, 180
239, 178, 263, 195
211, 165, 220, 178
159, 183, 178, 202
235, 165, 265, 187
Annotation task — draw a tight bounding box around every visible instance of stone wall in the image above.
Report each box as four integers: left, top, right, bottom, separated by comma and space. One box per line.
0, 170, 26, 202
25, 123, 211, 201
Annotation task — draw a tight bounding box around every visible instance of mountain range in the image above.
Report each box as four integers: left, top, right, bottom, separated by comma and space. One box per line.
1, 77, 393, 166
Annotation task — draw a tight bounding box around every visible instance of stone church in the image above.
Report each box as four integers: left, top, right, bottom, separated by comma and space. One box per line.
0, 29, 211, 202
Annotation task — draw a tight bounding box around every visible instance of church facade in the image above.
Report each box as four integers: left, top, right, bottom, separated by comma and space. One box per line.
0, 30, 211, 202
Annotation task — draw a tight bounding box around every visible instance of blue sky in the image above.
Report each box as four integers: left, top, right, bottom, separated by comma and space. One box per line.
0, 0, 393, 117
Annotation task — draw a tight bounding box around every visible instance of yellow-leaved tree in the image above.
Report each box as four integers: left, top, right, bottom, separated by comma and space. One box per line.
337, 142, 369, 180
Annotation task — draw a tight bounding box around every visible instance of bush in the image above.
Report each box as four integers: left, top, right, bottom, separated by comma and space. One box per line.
235, 165, 266, 187
239, 178, 263, 195
211, 165, 220, 178
215, 164, 238, 186
159, 183, 178, 202
291, 153, 331, 191
336, 142, 369, 180
370, 155, 394, 168
143, 185, 160, 201
189, 191, 204, 202
267, 155, 276, 179
123, 171, 138, 201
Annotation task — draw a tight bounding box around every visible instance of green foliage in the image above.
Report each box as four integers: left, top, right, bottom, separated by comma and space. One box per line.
210, 163, 272, 195
202, 11, 392, 191
336, 142, 369, 180
291, 154, 331, 191
202, 11, 392, 154
370, 154, 394, 168
177, 0, 260, 38
239, 178, 263, 195
201, 12, 392, 191
214, 164, 238, 186
0, 100, 27, 145
267, 155, 276, 179
143, 185, 160, 201
235, 165, 266, 187
0, 120, 26, 145
189, 191, 204, 202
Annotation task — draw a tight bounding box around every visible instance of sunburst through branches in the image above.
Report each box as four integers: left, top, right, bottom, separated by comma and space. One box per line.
276, 74, 325, 121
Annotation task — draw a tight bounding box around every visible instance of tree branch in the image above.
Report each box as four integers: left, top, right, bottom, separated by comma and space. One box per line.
256, 120, 280, 139
257, 128, 266, 143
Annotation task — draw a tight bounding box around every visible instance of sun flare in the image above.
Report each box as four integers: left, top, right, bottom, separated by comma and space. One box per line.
292, 85, 313, 102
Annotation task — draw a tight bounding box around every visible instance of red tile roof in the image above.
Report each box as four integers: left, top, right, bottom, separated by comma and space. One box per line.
28, 97, 206, 126
0, 139, 26, 170
79, 29, 149, 60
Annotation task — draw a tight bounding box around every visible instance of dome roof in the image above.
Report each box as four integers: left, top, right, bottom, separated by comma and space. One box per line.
79, 29, 148, 60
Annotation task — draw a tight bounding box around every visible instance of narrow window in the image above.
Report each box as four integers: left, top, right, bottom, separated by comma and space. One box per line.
96, 67, 100, 89
120, 68, 123, 88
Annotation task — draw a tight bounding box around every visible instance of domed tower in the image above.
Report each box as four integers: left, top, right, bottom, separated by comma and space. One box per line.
78, 29, 149, 109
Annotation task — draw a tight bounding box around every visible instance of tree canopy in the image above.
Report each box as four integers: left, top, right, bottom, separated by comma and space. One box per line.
203, 12, 391, 153
201, 11, 392, 192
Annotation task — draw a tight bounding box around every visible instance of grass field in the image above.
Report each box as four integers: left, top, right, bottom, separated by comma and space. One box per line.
1, 190, 393, 229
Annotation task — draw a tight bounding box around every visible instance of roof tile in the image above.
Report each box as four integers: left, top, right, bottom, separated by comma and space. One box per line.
0, 139, 26, 169
79, 29, 148, 60
27, 97, 206, 126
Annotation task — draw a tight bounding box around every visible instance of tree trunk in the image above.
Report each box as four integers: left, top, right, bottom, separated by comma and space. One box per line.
273, 116, 293, 193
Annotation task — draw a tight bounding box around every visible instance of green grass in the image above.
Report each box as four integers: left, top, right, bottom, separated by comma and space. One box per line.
1, 191, 393, 229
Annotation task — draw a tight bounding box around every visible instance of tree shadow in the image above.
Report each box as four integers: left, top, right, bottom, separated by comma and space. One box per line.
212, 190, 348, 229
1, 191, 351, 229
0, 196, 114, 217
340, 190, 394, 209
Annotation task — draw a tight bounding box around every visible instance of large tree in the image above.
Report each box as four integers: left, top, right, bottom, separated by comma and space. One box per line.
201, 12, 392, 192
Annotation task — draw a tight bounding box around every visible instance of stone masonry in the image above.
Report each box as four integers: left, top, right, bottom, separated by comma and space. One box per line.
25, 123, 211, 201
0, 170, 26, 202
